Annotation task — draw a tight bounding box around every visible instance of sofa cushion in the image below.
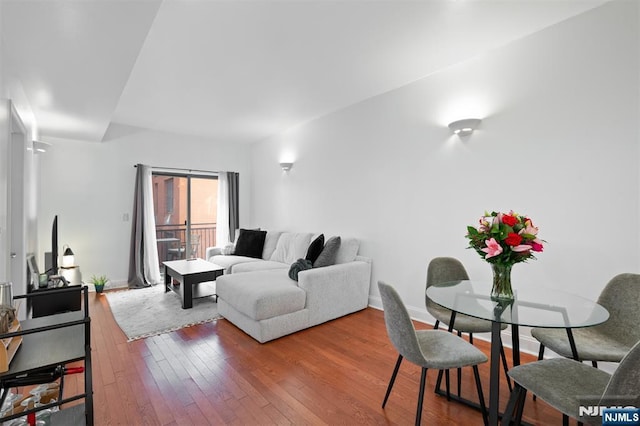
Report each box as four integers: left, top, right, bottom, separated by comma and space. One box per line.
231, 260, 289, 274
335, 238, 360, 264
216, 270, 306, 321
211, 255, 260, 273
261, 231, 283, 260
234, 229, 267, 258
314, 236, 341, 267
305, 234, 325, 264
269, 232, 313, 264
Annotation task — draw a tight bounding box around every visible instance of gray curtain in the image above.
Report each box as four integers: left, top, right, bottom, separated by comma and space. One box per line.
228, 172, 239, 242
127, 164, 160, 288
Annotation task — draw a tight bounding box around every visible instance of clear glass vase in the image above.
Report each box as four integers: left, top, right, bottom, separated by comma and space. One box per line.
491, 263, 514, 301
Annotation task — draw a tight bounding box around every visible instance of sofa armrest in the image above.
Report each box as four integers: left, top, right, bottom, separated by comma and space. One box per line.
206, 243, 237, 261
297, 260, 372, 326
205, 246, 223, 260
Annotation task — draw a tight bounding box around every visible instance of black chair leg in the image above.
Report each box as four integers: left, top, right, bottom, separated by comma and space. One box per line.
382, 354, 403, 408
503, 383, 527, 426
433, 320, 440, 330
499, 340, 512, 392
435, 370, 444, 394
445, 369, 451, 401
514, 387, 527, 425
503, 384, 521, 425
592, 361, 598, 368
469, 333, 474, 344
537, 344, 545, 361
416, 368, 428, 426
472, 365, 488, 426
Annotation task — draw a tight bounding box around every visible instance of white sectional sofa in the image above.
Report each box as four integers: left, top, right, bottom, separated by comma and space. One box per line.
205, 231, 372, 343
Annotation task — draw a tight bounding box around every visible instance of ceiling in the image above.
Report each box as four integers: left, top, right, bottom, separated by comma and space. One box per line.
1, 0, 608, 144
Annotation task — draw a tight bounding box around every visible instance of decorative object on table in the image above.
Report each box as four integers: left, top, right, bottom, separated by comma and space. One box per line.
89, 274, 108, 293
0, 282, 12, 308
0, 306, 16, 334
466, 211, 544, 301
61, 245, 75, 267
59, 244, 83, 285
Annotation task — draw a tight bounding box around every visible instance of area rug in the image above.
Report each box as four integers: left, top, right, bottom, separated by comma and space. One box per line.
105, 283, 221, 341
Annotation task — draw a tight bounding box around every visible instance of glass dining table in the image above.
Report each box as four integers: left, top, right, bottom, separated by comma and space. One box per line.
426, 280, 609, 425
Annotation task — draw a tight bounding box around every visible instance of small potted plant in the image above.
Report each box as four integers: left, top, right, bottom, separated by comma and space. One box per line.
90, 274, 108, 294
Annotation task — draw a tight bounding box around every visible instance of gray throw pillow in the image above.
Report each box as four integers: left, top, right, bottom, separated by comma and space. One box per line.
313, 236, 341, 268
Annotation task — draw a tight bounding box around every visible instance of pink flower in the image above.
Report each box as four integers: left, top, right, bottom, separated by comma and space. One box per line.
478, 217, 490, 233
511, 244, 532, 252
481, 238, 503, 258
522, 220, 539, 236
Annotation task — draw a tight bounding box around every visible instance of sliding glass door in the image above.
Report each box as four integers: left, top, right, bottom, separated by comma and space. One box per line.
152, 173, 218, 265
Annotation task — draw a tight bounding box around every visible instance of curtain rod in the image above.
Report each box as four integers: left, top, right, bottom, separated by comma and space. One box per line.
133, 164, 221, 175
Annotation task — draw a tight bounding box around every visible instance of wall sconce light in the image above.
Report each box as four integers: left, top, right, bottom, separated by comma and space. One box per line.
448, 118, 482, 136
61, 244, 75, 268
31, 140, 52, 154
280, 162, 294, 172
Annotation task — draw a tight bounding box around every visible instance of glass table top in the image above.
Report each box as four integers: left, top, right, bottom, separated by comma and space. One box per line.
426, 280, 609, 328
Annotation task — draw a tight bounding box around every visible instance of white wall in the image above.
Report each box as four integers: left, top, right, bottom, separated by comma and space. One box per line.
250, 1, 639, 351
37, 127, 250, 286
1, 3, 40, 294
0, 1, 4, 97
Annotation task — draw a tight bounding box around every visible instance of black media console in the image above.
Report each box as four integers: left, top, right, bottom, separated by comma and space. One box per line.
28, 284, 82, 318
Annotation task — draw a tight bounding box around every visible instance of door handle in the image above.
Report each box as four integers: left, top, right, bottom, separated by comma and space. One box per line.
10, 253, 16, 259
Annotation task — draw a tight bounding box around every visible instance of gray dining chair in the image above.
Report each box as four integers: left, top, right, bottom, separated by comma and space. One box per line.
378, 281, 488, 426
531, 273, 640, 367
426, 257, 512, 394
503, 339, 640, 425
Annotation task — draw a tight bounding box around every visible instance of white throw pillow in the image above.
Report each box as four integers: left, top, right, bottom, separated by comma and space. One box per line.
262, 231, 282, 260
270, 233, 313, 264
221, 243, 235, 255
335, 238, 360, 264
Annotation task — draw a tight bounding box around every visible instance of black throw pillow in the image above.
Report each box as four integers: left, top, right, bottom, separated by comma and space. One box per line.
305, 234, 325, 264
313, 236, 341, 268
234, 229, 267, 259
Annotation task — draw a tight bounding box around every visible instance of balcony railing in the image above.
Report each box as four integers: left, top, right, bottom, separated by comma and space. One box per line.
156, 223, 216, 263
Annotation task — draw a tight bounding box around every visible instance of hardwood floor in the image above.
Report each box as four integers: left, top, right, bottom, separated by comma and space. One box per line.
38, 291, 563, 425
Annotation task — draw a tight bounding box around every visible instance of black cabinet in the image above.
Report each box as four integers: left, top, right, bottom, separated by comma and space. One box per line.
28, 284, 82, 318
0, 287, 93, 425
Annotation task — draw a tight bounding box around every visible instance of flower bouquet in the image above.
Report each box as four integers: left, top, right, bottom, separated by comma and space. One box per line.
466, 211, 544, 300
